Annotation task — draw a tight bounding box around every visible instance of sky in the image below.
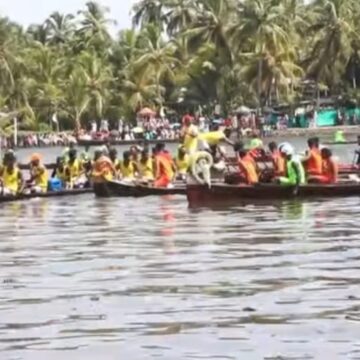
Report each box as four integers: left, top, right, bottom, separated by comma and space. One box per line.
0, 0, 138, 33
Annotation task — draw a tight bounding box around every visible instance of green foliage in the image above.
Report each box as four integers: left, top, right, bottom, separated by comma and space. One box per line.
0, 0, 360, 133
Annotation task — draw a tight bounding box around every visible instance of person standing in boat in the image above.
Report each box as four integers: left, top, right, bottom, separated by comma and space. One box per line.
175, 145, 190, 181
153, 143, 176, 188
0, 151, 23, 195
277, 145, 306, 186
199, 126, 233, 160
28, 153, 48, 193
181, 115, 199, 155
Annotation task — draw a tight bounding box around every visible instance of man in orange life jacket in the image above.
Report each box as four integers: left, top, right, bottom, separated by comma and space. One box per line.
302, 137, 322, 176
269, 142, 285, 176
308, 147, 338, 184
153, 143, 176, 188
237, 148, 259, 185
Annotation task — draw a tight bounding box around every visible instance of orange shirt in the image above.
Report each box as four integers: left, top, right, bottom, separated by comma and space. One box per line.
322, 158, 338, 183
272, 151, 285, 175
238, 158, 259, 184
305, 148, 322, 175
155, 153, 175, 180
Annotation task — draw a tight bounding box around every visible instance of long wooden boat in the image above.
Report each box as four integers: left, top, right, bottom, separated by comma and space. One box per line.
187, 183, 360, 207
78, 138, 179, 147
94, 180, 186, 197
0, 187, 92, 204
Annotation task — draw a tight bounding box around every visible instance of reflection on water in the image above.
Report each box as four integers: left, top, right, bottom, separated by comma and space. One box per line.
1, 195, 360, 359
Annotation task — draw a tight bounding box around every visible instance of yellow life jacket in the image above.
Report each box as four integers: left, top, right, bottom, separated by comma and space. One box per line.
120, 161, 135, 179
138, 158, 154, 180
67, 159, 81, 179
56, 167, 67, 182
176, 154, 190, 175
199, 131, 224, 146
31, 164, 48, 192
183, 124, 199, 154
3, 166, 20, 193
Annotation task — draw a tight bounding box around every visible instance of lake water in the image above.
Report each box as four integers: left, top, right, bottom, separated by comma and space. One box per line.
1, 141, 360, 360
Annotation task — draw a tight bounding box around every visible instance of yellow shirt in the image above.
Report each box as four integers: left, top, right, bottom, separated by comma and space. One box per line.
200, 131, 225, 146
183, 124, 199, 154
67, 159, 82, 179
31, 165, 48, 192
138, 158, 154, 180
120, 161, 135, 179
176, 154, 190, 175
56, 167, 67, 182
2, 167, 20, 193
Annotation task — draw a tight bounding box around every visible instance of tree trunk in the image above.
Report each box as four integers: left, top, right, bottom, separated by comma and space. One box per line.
353, 63, 357, 89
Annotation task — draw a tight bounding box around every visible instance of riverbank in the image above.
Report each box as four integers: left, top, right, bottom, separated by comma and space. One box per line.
271, 125, 360, 138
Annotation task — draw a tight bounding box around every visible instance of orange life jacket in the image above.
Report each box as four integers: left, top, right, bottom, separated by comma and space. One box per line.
155, 153, 175, 180
238, 158, 259, 184
305, 148, 322, 175
322, 158, 338, 183
272, 151, 286, 175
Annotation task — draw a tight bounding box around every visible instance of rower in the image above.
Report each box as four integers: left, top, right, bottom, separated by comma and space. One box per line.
154, 143, 176, 188
138, 149, 154, 182
130, 145, 140, 163
109, 148, 121, 178
277, 144, 306, 186
66, 149, 85, 188
302, 137, 322, 176
249, 132, 264, 151
175, 145, 190, 181
181, 115, 199, 155
308, 148, 338, 184
237, 148, 259, 185
269, 142, 285, 176
28, 153, 48, 193
120, 151, 136, 181
92, 149, 116, 182
0, 151, 23, 195
51, 156, 67, 184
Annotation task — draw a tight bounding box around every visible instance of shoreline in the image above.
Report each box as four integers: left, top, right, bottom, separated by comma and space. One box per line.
270, 125, 360, 138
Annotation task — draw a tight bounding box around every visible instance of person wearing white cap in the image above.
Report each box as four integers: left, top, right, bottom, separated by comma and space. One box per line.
277, 144, 306, 186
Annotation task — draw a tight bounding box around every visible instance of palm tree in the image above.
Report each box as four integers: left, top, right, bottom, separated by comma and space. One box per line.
45, 12, 75, 45
165, 0, 198, 36
305, 0, 360, 90
132, 0, 165, 29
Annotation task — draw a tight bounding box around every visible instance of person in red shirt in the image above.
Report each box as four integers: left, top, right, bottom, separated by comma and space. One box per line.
303, 137, 322, 176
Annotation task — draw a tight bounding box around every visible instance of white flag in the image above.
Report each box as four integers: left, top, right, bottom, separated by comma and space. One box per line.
52, 113, 58, 124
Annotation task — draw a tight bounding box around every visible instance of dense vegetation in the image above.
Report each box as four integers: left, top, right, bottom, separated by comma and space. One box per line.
0, 0, 360, 132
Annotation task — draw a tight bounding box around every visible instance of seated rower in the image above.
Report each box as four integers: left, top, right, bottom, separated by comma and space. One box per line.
175, 145, 190, 181
237, 149, 259, 185
51, 156, 67, 184
120, 151, 136, 182
109, 148, 121, 179
154, 143, 176, 188
308, 148, 338, 184
66, 149, 85, 189
0, 151, 23, 195
138, 149, 154, 182
28, 153, 48, 193
302, 137, 322, 177
269, 142, 285, 176
277, 144, 306, 186
92, 149, 116, 182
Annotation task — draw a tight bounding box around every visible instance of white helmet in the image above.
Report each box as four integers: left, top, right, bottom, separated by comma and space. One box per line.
280, 143, 294, 156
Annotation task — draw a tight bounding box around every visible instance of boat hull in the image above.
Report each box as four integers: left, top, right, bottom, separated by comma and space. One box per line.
0, 188, 92, 204
187, 183, 360, 207
94, 180, 186, 198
